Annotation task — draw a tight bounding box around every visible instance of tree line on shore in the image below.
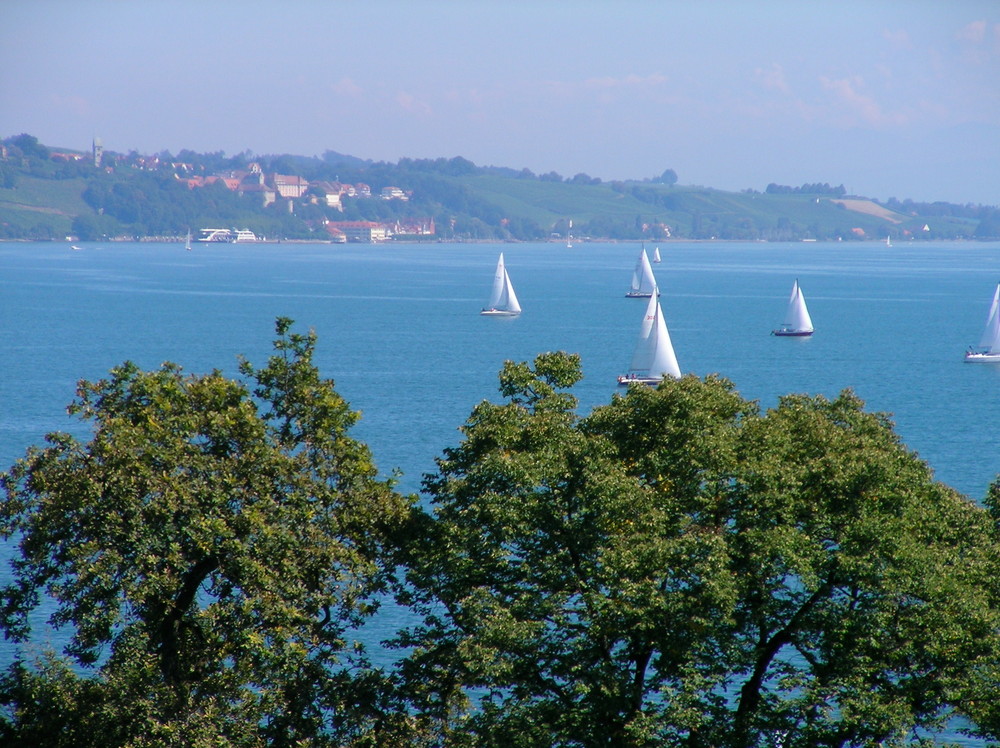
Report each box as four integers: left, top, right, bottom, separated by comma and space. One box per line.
2, 318, 999, 747
4, 133, 1000, 243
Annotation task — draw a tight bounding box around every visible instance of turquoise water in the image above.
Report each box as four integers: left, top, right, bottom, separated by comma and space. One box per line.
2, 239, 999, 742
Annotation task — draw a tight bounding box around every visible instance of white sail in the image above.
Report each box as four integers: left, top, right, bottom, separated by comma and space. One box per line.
653, 247, 661, 263
620, 289, 681, 383
481, 253, 521, 316
184, 229, 192, 251
977, 283, 1000, 351
774, 279, 813, 335
627, 248, 658, 297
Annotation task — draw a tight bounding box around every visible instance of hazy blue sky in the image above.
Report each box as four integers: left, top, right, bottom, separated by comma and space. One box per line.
3, 0, 999, 205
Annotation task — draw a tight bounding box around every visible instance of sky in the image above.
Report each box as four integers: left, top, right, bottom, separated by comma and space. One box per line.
3, 0, 999, 206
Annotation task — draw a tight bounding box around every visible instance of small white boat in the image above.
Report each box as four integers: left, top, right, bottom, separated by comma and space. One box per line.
965, 282, 1000, 363
70, 245, 82, 251
626, 247, 659, 298
617, 287, 681, 385
481, 253, 522, 317
772, 279, 814, 337
184, 229, 192, 251
653, 247, 661, 263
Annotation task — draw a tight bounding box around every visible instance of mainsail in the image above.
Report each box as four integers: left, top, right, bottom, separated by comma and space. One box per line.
627, 248, 658, 297
622, 289, 681, 382
482, 253, 521, 315
977, 283, 1000, 351
777, 279, 813, 334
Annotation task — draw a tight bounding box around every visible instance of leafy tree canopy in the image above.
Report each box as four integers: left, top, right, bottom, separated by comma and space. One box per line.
0, 318, 416, 747
401, 354, 1000, 747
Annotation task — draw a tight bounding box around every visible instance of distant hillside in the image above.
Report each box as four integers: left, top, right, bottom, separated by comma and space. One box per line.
1, 133, 997, 242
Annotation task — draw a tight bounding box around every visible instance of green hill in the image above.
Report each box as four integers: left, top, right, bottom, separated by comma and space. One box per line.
0, 133, 994, 242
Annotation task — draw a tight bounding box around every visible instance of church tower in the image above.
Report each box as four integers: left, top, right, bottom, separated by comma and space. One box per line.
93, 136, 103, 168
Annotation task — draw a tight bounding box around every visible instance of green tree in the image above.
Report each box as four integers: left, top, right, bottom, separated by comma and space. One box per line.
402, 355, 1000, 747
0, 319, 416, 747
656, 168, 678, 185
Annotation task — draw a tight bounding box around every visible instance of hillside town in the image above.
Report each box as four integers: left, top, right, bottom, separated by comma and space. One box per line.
53, 138, 437, 242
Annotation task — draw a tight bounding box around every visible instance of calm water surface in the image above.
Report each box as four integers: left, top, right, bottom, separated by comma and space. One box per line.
2, 239, 998, 743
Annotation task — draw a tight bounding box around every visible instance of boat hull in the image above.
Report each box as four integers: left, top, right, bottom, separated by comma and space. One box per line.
480, 309, 520, 317
617, 375, 668, 386
772, 329, 813, 337
964, 352, 1000, 363
625, 292, 658, 298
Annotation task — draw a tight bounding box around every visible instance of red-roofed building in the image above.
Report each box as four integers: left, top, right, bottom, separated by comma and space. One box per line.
273, 174, 309, 199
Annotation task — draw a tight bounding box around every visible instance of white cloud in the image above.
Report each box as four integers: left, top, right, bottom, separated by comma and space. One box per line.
819, 76, 906, 127
957, 20, 987, 44
396, 91, 432, 117
330, 77, 363, 97
753, 63, 789, 94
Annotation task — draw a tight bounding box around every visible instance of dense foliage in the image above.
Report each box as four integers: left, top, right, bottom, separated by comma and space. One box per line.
401, 354, 1000, 747
2, 325, 1000, 746
0, 319, 416, 746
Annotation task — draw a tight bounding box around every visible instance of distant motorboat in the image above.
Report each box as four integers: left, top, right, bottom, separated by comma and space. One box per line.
772, 279, 814, 336
965, 282, 1000, 363
617, 286, 681, 385
481, 253, 522, 317
626, 247, 659, 298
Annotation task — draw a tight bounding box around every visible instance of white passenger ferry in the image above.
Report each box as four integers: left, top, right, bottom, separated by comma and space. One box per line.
197, 228, 259, 243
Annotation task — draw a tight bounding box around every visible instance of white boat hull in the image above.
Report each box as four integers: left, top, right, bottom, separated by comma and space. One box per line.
617, 375, 667, 386
481, 309, 520, 317
964, 351, 1000, 363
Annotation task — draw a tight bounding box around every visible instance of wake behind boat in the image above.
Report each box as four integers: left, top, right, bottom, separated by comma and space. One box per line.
626, 247, 659, 298
617, 287, 681, 385
481, 253, 521, 316
772, 279, 814, 336
965, 282, 1000, 363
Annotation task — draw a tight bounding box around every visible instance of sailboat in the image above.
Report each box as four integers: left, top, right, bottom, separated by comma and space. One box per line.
618, 287, 681, 385
480, 253, 522, 316
964, 283, 1000, 363
653, 247, 661, 263
772, 279, 814, 336
184, 229, 192, 251
626, 247, 659, 298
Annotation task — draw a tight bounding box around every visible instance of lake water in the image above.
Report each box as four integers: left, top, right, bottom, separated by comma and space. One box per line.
2, 239, 999, 743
